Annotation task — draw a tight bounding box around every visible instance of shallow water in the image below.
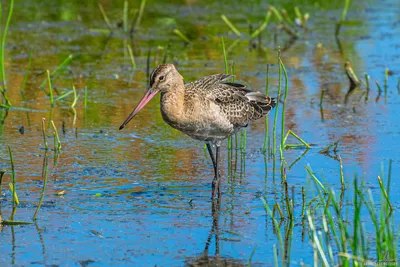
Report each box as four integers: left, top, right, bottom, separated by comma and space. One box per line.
0, 0, 400, 266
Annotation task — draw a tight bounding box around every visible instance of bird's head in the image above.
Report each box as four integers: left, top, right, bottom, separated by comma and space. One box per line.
149, 63, 183, 93
119, 64, 182, 130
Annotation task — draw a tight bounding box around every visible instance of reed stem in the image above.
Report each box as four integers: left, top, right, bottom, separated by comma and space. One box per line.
8, 146, 18, 206
32, 153, 49, 220
273, 52, 282, 155
263, 65, 270, 153
221, 14, 241, 37
279, 58, 289, 149
42, 118, 48, 150
0, 0, 14, 107
51, 120, 62, 151
47, 70, 54, 107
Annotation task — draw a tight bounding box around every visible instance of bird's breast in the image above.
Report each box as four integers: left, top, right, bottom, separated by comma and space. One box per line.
161, 93, 234, 141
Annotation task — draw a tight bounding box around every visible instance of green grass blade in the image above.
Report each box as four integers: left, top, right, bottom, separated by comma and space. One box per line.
41, 118, 48, 150
98, 3, 112, 29
2, 220, 32, 225
47, 70, 54, 106
279, 57, 289, 149
32, 153, 49, 220
294, 7, 303, 25
71, 86, 78, 108
261, 196, 284, 263
8, 183, 19, 205
54, 89, 74, 101
127, 44, 136, 69
341, 0, 351, 22
284, 130, 310, 149
173, 29, 190, 43
51, 120, 62, 151
273, 53, 282, 155
0, 0, 14, 107
307, 209, 329, 266
0, 169, 5, 209
269, 5, 283, 22
84, 86, 88, 108
123, 0, 128, 33
20, 48, 33, 93
1, 0, 14, 89
377, 175, 393, 213
40, 54, 74, 90
221, 37, 228, 73
251, 10, 272, 38
134, 0, 147, 30
7, 146, 18, 206
263, 64, 270, 152
221, 14, 241, 37
305, 165, 327, 194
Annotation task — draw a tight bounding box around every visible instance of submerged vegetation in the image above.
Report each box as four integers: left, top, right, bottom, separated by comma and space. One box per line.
0, 0, 399, 265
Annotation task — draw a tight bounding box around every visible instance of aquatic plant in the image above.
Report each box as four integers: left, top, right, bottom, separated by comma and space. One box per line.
336, 0, 351, 36
41, 118, 48, 150
98, 3, 112, 29
0, 0, 14, 107
39, 54, 74, 91
263, 65, 270, 153
173, 29, 190, 43
7, 146, 18, 206
32, 152, 49, 221
51, 120, 62, 151
20, 49, 33, 94
251, 10, 272, 38
261, 161, 397, 266
127, 44, 136, 69
221, 14, 242, 37
133, 0, 147, 32
272, 52, 282, 156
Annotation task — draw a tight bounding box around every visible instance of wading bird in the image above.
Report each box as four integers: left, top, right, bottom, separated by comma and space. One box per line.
120, 64, 275, 199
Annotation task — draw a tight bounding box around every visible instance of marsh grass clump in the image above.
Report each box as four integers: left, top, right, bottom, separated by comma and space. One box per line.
262, 161, 398, 266
1, 117, 63, 225
98, 0, 147, 35
343, 60, 392, 104
0, 146, 32, 226
221, 5, 309, 51
268, 52, 309, 157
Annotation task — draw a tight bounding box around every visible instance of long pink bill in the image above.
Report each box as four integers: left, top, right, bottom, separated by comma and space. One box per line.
119, 89, 159, 130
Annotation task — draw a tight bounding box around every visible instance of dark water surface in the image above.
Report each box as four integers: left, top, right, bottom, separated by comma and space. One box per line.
0, 0, 400, 266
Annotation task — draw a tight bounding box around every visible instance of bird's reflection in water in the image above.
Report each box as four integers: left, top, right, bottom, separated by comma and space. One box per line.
185, 198, 246, 267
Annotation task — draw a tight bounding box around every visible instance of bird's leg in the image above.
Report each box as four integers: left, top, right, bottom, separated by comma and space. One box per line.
208, 142, 222, 200
212, 194, 221, 256
207, 143, 219, 199
206, 143, 217, 175
215, 143, 221, 199
204, 188, 222, 257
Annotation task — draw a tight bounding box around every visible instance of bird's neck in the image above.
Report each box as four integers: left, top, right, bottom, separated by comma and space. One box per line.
160, 84, 186, 125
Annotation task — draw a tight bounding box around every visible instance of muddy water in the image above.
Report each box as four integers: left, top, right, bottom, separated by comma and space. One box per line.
0, 0, 399, 266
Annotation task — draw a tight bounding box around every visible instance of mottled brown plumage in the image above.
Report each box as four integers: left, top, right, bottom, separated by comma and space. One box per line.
120, 63, 276, 199
151, 64, 276, 143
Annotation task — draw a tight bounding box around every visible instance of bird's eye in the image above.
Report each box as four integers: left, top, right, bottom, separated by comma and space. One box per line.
159, 76, 165, 81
